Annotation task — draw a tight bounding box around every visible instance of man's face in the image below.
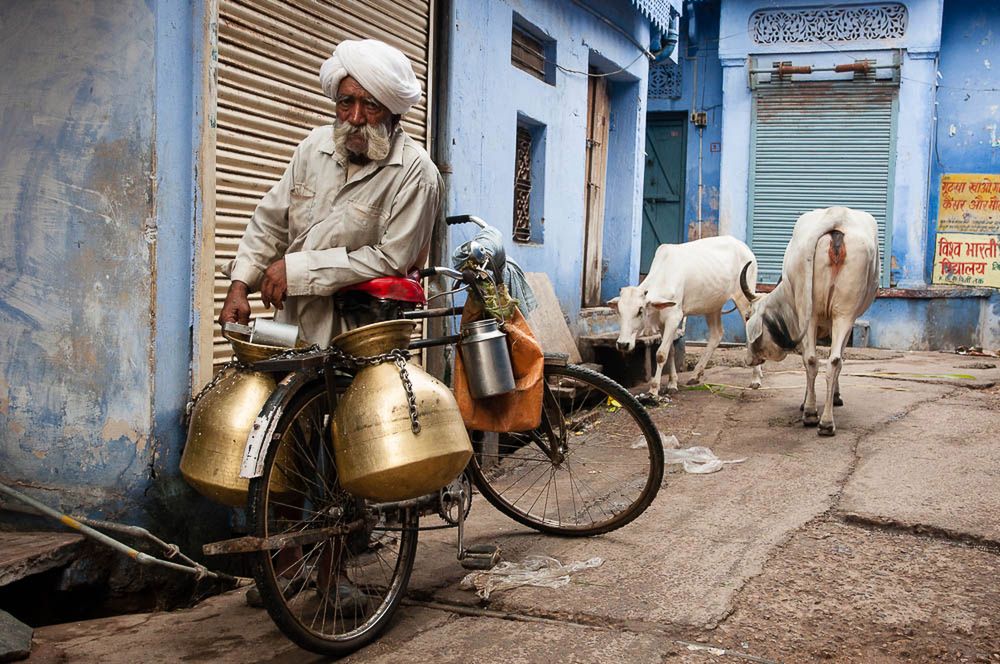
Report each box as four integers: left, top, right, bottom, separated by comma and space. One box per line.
334, 76, 393, 160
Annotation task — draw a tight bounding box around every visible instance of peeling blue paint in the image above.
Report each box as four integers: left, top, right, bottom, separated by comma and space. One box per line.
0, 1, 157, 519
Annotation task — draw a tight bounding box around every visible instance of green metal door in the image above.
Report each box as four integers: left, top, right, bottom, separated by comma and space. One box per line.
749, 80, 896, 285
642, 114, 686, 273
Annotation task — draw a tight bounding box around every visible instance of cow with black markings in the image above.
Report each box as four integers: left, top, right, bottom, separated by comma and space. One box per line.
740, 206, 880, 436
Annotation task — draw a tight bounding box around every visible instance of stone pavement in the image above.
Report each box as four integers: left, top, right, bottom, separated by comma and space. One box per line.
29, 350, 1000, 663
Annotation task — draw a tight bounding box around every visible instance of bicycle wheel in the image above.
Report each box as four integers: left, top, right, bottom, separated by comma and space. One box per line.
248, 380, 418, 657
469, 363, 664, 536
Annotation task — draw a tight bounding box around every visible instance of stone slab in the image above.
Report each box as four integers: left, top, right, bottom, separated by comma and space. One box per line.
0, 532, 84, 587
840, 394, 1000, 542
0, 610, 32, 662
524, 273, 581, 364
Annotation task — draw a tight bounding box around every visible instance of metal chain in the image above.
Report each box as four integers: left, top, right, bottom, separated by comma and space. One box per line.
327, 346, 421, 434
183, 344, 318, 425
184, 359, 248, 425
186, 343, 420, 434
391, 350, 421, 434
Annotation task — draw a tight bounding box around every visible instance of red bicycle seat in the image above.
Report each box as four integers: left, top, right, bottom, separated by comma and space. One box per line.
339, 274, 426, 304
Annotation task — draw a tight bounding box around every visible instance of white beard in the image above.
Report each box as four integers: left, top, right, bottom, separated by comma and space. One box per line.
334, 120, 392, 162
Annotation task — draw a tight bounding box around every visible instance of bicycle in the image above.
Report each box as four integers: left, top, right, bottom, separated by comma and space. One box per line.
214, 215, 665, 656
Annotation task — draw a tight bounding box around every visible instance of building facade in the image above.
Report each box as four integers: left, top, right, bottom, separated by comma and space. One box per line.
441, 0, 678, 321
640, 0, 999, 348
0, 0, 676, 533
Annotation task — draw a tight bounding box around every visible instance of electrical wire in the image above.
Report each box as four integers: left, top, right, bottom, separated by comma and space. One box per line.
556, 50, 650, 78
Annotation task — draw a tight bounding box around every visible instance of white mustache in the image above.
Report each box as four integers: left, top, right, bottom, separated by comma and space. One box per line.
334, 121, 391, 161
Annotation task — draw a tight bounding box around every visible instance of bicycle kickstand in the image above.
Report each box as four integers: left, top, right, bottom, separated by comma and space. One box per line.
455, 482, 501, 571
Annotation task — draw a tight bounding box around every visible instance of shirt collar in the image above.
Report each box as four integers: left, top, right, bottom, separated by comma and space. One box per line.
319, 124, 406, 169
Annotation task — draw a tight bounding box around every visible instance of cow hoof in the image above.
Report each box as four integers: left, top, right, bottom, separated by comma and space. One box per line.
685, 377, 701, 386
666, 385, 679, 395
818, 422, 836, 436
803, 411, 819, 427
833, 395, 844, 407
749, 381, 761, 390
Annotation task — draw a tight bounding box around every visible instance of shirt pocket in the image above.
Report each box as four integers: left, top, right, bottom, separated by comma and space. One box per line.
288, 182, 316, 235
339, 201, 387, 250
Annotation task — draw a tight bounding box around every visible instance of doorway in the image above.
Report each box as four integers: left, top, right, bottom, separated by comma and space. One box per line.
641, 113, 687, 274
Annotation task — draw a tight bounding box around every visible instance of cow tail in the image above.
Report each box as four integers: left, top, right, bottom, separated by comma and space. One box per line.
794, 209, 845, 345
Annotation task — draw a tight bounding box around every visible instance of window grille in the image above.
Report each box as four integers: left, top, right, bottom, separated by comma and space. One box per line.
649, 60, 682, 99
513, 127, 533, 243
512, 25, 547, 81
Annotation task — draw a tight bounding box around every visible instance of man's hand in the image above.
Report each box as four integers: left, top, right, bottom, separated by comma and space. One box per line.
261, 258, 288, 311
219, 281, 251, 327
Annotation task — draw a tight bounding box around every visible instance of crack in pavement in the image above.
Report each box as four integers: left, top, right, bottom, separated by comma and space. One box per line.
836, 512, 1000, 554
404, 596, 698, 640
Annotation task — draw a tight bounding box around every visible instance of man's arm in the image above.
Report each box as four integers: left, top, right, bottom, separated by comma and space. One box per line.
283, 176, 440, 297
218, 148, 298, 324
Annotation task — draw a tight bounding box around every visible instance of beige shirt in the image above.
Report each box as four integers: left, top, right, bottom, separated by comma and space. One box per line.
224, 124, 442, 346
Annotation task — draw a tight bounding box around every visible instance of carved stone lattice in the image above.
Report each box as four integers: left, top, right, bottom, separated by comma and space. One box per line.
750, 3, 907, 44
513, 127, 533, 243
649, 60, 682, 100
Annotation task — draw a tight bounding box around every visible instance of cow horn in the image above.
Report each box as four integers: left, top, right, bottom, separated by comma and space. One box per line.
739, 262, 758, 303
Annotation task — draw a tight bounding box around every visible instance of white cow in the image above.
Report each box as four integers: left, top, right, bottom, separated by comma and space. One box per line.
741, 206, 879, 436
610, 236, 764, 395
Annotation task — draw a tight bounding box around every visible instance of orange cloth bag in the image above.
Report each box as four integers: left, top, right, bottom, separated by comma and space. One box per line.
453, 303, 544, 432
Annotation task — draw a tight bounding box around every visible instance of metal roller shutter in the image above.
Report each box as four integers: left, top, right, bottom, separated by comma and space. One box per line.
210, 0, 434, 366
748, 80, 896, 285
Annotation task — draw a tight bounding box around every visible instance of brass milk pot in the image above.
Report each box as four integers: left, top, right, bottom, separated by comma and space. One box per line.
180, 334, 292, 506
332, 320, 472, 502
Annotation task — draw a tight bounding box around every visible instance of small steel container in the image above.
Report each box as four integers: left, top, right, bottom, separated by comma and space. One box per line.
459, 318, 516, 399
224, 319, 300, 348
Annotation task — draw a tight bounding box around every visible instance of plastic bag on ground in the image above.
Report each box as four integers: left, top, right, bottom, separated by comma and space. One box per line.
460, 555, 603, 600
632, 433, 746, 474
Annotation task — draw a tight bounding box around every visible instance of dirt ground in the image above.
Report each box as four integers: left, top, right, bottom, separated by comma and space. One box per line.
30, 349, 1000, 663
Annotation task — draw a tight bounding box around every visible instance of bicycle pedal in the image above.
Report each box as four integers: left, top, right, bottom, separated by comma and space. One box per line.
460, 545, 501, 570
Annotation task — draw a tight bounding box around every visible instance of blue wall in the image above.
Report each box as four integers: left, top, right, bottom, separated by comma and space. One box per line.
443, 0, 652, 326
0, 1, 213, 533
926, 0, 1000, 348
648, 0, 724, 241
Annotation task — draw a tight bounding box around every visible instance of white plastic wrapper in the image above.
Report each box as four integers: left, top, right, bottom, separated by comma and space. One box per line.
460, 555, 604, 600
633, 434, 747, 474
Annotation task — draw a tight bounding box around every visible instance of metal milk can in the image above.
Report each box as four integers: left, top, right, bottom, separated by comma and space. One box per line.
180, 332, 294, 506
459, 318, 516, 399
331, 320, 472, 502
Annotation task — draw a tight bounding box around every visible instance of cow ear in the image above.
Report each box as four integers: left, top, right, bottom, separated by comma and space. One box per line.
647, 296, 677, 310
607, 297, 620, 311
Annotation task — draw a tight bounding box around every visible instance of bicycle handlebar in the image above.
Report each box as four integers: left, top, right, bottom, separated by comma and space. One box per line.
417, 266, 463, 280
444, 214, 487, 228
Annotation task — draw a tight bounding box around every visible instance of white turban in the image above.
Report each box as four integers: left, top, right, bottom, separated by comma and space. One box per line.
319, 39, 421, 116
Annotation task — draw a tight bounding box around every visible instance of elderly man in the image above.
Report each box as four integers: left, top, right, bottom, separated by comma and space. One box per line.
221, 38, 438, 610
219, 38, 441, 346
